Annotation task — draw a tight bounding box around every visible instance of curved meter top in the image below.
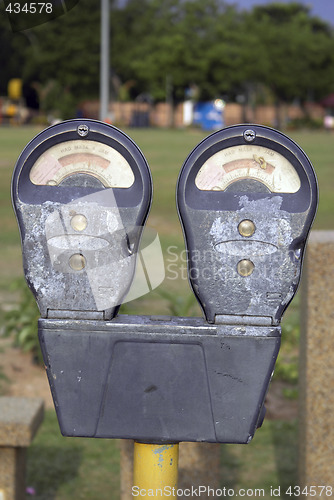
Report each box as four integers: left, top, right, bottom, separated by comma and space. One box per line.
177, 124, 318, 215
12, 119, 152, 211
29, 139, 135, 188
195, 144, 301, 194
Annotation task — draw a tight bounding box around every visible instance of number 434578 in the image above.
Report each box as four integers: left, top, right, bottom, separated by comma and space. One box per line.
5, 3, 53, 14
286, 485, 333, 496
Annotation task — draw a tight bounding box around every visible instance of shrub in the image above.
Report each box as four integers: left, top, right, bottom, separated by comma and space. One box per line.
4, 278, 42, 364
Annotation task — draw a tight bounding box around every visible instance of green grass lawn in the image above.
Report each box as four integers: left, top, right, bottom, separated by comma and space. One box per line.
0, 126, 44, 312
0, 125, 333, 499
26, 410, 120, 500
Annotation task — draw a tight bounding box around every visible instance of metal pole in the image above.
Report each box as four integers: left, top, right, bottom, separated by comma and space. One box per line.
133, 442, 179, 498
100, 0, 110, 121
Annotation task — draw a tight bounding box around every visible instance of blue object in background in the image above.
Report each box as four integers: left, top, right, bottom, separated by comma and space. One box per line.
193, 100, 224, 131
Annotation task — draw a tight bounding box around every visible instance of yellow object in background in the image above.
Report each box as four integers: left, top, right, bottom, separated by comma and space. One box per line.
8, 79, 22, 101
6, 104, 17, 117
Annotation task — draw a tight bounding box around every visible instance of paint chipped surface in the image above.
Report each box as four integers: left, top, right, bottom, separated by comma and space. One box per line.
185, 194, 307, 323
16, 193, 138, 317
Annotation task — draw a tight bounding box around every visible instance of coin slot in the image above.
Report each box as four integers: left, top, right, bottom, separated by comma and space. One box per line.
48, 235, 109, 251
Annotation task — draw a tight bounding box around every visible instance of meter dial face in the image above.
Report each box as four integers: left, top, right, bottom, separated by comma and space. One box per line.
195, 145, 301, 193
29, 140, 135, 188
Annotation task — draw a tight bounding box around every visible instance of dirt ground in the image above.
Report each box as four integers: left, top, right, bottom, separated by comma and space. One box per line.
0, 336, 298, 419
0, 337, 53, 408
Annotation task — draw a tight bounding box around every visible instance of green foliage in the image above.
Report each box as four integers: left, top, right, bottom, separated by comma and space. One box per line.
111, 0, 220, 100
244, 3, 334, 104
287, 116, 323, 130
2, 0, 102, 119
111, 0, 334, 104
0, 359, 10, 396
275, 355, 299, 386
25, 0, 100, 93
2, 0, 334, 114
0, 6, 28, 95
154, 288, 199, 317
38, 80, 78, 119
274, 315, 300, 385
282, 386, 299, 400
221, 419, 298, 494
4, 278, 41, 364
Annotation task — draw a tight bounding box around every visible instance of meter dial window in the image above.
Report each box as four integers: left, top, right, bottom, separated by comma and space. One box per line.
195, 145, 301, 194
29, 140, 135, 188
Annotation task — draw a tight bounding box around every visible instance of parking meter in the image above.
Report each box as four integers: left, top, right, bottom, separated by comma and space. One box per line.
177, 124, 318, 325
11, 123, 317, 446
12, 119, 152, 320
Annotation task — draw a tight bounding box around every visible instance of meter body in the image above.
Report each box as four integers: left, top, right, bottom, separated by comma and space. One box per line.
12, 123, 317, 445
177, 125, 318, 325
12, 119, 152, 320
38, 315, 279, 443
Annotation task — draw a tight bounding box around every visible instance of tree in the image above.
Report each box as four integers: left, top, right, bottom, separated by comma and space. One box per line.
110, 0, 239, 101
19, 0, 101, 117
242, 3, 334, 108
0, 4, 28, 95
2, 0, 334, 121
110, 0, 334, 110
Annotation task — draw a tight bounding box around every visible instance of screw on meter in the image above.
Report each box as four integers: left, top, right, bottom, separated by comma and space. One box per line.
12, 119, 152, 320
177, 124, 318, 325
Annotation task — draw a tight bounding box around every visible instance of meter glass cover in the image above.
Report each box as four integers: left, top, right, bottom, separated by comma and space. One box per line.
29, 140, 135, 188
195, 145, 301, 193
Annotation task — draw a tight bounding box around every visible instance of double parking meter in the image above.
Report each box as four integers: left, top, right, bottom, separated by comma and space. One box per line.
12, 121, 317, 444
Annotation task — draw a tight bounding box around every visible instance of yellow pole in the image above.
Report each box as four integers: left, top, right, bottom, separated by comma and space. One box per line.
133, 442, 179, 498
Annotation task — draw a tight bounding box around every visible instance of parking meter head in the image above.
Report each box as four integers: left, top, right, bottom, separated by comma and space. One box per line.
12, 119, 152, 320
177, 125, 318, 325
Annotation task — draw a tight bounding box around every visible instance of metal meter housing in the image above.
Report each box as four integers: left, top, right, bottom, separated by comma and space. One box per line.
12, 119, 152, 320
177, 125, 318, 325
11, 122, 318, 445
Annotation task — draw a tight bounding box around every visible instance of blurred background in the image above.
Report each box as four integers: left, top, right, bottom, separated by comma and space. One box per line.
1, 0, 334, 128
0, 1, 334, 498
